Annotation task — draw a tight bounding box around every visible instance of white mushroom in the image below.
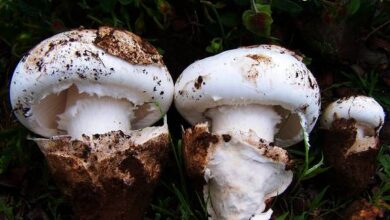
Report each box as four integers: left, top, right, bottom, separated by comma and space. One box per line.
320, 96, 385, 195
175, 45, 321, 219
9, 27, 174, 219
321, 96, 385, 155
10, 27, 173, 139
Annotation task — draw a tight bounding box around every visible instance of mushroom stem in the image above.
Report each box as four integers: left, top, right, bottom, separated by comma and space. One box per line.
345, 123, 377, 155
206, 138, 291, 220
355, 123, 375, 139
203, 105, 288, 219
206, 104, 281, 142
58, 96, 134, 139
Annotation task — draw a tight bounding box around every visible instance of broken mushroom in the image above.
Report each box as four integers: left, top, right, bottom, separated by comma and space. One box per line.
320, 96, 385, 195
175, 45, 321, 219
10, 27, 174, 219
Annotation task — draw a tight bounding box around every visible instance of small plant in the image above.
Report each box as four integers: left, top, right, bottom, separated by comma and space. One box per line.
290, 123, 329, 189
205, 37, 223, 53
242, 0, 273, 38
370, 145, 390, 208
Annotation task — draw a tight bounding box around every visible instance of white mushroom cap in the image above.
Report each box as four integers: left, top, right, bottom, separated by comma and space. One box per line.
10, 27, 174, 137
174, 45, 320, 147
321, 96, 385, 133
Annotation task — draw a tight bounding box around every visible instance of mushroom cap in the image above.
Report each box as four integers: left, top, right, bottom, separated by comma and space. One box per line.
174, 45, 320, 147
10, 27, 174, 137
321, 96, 385, 132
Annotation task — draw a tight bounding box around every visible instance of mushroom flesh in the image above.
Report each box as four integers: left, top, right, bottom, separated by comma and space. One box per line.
10, 27, 174, 219
175, 45, 321, 219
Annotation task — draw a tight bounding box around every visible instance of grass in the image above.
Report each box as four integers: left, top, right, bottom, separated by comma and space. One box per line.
370, 145, 390, 208
341, 71, 390, 111
294, 121, 329, 184
149, 138, 208, 220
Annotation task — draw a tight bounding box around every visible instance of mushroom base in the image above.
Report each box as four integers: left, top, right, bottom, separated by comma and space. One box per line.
183, 123, 293, 220
34, 124, 169, 220
321, 118, 379, 196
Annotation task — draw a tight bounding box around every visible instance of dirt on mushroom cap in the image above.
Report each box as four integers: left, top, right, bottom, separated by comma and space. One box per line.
94, 26, 164, 66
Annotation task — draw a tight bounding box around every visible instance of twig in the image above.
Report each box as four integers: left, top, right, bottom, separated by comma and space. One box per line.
364, 19, 390, 41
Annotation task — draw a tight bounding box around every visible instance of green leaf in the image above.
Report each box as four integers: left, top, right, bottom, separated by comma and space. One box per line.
379, 154, 390, 176
296, 118, 330, 181
254, 3, 271, 15
272, 0, 303, 15
346, 0, 361, 16
242, 8, 273, 37
301, 156, 329, 180
206, 37, 223, 53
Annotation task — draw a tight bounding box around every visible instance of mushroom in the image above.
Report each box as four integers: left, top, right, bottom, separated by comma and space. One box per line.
10, 27, 174, 219
320, 96, 385, 195
174, 45, 321, 219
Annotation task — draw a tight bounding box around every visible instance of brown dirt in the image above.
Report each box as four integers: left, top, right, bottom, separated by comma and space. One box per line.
94, 26, 164, 66
320, 118, 379, 196
182, 123, 218, 186
34, 129, 170, 220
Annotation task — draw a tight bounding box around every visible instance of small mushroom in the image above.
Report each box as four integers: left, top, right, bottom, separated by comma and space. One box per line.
174, 45, 321, 219
10, 27, 174, 219
320, 96, 385, 195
